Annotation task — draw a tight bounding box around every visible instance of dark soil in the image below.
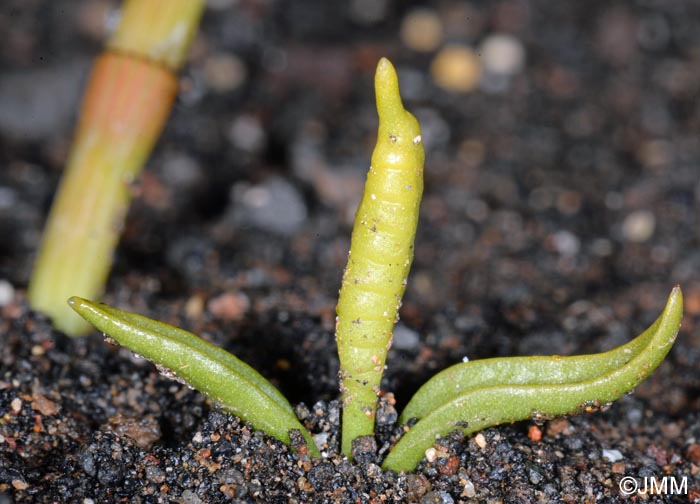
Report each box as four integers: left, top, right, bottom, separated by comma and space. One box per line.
2, 1, 700, 502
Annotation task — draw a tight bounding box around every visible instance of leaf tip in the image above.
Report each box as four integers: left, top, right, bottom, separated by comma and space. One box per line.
666, 285, 683, 316
66, 296, 100, 323
67, 296, 91, 313
67, 296, 85, 310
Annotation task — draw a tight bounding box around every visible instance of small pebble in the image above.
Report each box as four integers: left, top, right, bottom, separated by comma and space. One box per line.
638, 139, 672, 169
11, 397, 22, 413
686, 444, 700, 464
208, 292, 251, 321
12, 480, 29, 491
474, 433, 487, 449
622, 210, 655, 243
590, 238, 613, 257
550, 230, 580, 256
0, 186, 17, 210
228, 114, 266, 153
185, 294, 205, 320
547, 418, 571, 436
145, 465, 165, 484
431, 44, 482, 93
235, 177, 308, 235
602, 449, 624, 462
376, 395, 398, 426
108, 415, 162, 449
351, 435, 377, 464
349, 0, 388, 24
406, 473, 431, 500
312, 432, 329, 450
564, 436, 583, 451
462, 478, 476, 497
421, 490, 454, 504
181, 489, 203, 504
425, 447, 438, 462
163, 154, 201, 188
479, 34, 526, 75
557, 190, 582, 215
392, 324, 420, 351
203, 53, 247, 94
611, 462, 626, 474
0, 279, 15, 306
528, 467, 544, 484
627, 407, 643, 424
400, 8, 444, 52
31, 393, 60, 416
528, 425, 542, 442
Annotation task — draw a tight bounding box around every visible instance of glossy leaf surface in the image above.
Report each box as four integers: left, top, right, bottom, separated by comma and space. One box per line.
383, 287, 682, 472
69, 296, 320, 457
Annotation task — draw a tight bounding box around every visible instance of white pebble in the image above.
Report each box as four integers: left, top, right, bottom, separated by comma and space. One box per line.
551, 230, 580, 256
236, 177, 308, 235
479, 34, 526, 76
392, 324, 420, 351
0, 279, 15, 306
622, 210, 655, 243
462, 479, 476, 497
228, 114, 266, 153
313, 432, 329, 450
602, 449, 624, 462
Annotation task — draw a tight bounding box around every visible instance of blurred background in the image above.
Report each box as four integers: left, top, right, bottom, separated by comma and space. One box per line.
1, 0, 699, 371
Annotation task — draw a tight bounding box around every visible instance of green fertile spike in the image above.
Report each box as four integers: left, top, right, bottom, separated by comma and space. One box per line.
335, 58, 425, 457
384, 287, 682, 472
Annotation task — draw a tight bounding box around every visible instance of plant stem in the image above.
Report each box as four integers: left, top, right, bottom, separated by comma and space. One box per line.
28, 0, 204, 335
109, 0, 205, 70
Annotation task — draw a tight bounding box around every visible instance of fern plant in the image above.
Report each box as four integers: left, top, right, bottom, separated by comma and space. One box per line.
67, 58, 683, 473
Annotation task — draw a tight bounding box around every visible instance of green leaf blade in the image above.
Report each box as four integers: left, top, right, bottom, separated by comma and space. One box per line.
400, 303, 664, 423
384, 287, 682, 472
68, 296, 320, 457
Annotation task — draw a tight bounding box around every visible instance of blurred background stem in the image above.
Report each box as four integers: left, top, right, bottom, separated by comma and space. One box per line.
28, 0, 204, 335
